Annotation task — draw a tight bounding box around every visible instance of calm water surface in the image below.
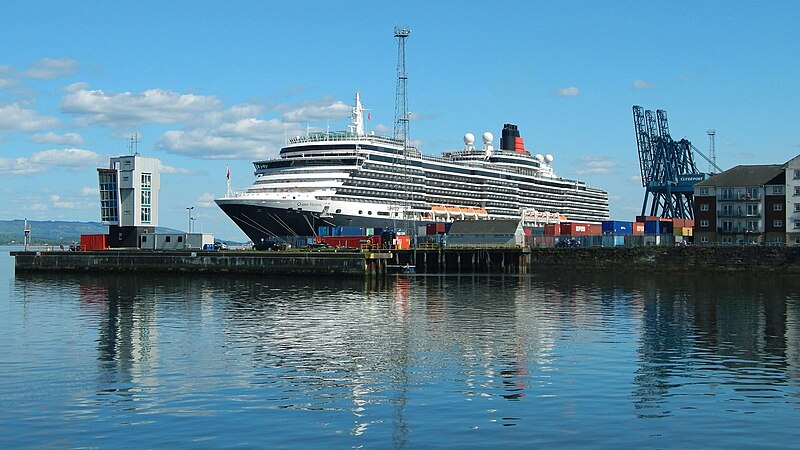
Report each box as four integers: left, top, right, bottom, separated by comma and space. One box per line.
1, 247, 799, 448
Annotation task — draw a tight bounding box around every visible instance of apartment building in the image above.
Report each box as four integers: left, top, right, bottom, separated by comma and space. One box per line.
693, 155, 800, 245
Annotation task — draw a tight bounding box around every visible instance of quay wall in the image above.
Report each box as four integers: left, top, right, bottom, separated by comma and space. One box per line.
12, 247, 800, 276
11, 250, 391, 276
526, 246, 800, 273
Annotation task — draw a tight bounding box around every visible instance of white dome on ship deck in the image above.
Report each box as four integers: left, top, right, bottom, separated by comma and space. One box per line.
463, 133, 475, 145
482, 132, 493, 144
535, 154, 544, 161
545, 154, 554, 163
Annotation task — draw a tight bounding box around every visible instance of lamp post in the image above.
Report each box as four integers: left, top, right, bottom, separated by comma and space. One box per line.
186, 206, 194, 233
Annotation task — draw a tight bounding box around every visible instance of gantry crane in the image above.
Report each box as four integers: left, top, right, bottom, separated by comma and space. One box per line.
632, 106, 721, 219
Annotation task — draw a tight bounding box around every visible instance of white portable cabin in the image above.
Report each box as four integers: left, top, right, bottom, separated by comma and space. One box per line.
139, 232, 215, 250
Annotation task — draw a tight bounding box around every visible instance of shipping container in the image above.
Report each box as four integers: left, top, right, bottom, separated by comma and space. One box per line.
673, 227, 693, 237
601, 220, 633, 235
318, 235, 381, 249
80, 234, 107, 251
560, 222, 598, 236
426, 223, 447, 236
632, 222, 645, 235
672, 219, 686, 228
394, 235, 411, 249
317, 226, 330, 236
340, 226, 364, 236
544, 223, 561, 236
644, 220, 660, 234
636, 215, 660, 223
524, 227, 544, 236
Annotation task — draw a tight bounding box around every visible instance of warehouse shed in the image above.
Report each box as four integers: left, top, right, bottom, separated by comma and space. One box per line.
446, 219, 525, 248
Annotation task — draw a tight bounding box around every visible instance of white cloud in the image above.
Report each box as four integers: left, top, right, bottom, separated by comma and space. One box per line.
64, 81, 90, 93
157, 112, 303, 160
575, 155, 616, 175
157, 161, 196, 175
273, 97, 351, 122
0, 148, 102, 175
156, 95, 355, 160
556, 86, 580, 97
0, 102, 61, 132
81, 186, 100, 196
372, 123, 392, 133
23, 57, 79, 79
197, 192, 216, 208
0, 78, 16, 89
157, 129, 274, 159
60, 87, 223, 127
633, 80, 656, 89
30, 132, 84, 145
50, 194, 92, 210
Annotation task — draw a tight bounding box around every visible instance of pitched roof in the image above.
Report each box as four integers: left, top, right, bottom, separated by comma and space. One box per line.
448, 219, 521, 235
695, 164, 784, 187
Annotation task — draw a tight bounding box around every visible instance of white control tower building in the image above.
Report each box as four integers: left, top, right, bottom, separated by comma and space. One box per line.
97, 154, 161, 247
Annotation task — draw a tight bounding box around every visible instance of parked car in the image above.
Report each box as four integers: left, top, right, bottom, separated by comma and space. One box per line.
214, 241, 229, 250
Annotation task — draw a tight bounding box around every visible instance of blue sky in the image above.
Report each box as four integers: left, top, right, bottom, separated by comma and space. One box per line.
1, 1, 798, 241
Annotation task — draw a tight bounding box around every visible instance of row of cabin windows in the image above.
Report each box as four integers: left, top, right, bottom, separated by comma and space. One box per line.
141, 235, 183, 243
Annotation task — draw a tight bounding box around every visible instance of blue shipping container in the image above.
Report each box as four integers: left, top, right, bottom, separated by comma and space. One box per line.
601, 220, 633, 235
644, 220, 660, 234
340, 226, 363, 236
317, 226, 330, 236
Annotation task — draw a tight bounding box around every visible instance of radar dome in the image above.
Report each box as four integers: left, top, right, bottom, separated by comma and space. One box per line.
482, 132, 494, 144
534, 154, 544, 161
545, 154, 554, 163
463, 133, 475, 145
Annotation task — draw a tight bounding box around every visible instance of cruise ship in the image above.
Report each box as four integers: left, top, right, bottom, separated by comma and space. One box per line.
215, 93, 609, 246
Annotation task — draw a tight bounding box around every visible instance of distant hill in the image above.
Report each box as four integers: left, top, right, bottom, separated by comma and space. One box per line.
0, 220, 183, 245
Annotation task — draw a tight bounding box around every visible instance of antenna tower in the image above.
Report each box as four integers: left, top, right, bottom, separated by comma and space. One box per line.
129, 133, 140, 155
706, 129, 716, 173
393, 27, 411, 147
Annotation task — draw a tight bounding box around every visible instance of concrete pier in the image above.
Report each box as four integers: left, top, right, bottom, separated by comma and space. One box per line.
11, 250, 393, 277
390, 248, 531, 273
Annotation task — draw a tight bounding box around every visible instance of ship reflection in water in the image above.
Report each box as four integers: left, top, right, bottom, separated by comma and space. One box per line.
6, 269, 800, 448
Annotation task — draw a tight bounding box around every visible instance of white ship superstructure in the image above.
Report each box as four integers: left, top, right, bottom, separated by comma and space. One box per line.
215, 93, 609, 247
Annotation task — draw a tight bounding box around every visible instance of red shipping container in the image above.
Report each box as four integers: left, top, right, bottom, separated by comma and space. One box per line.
632, 222, 645, 235
425, 223, 446, 236
319, 235, 381, 249
560, 222, 595, 236
80, 234, 107, 251
636, 215, 659, 223
672, 218, 686, 228
544, 224, 560, 236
